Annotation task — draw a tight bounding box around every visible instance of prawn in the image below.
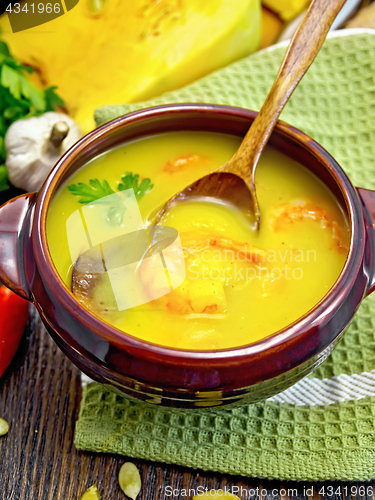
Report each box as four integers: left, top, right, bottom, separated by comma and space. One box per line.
180, 230, 268, 264
163, 154, 210, 174
139, 231, 268, 315
271, 202, 349, 253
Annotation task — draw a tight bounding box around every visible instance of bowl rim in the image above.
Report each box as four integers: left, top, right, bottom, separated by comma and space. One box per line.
33, 103, 365, 363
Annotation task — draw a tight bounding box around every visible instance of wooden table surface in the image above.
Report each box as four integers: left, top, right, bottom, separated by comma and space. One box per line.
0, 308, 374, 500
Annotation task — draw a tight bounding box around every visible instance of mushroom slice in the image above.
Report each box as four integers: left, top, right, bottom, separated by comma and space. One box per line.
71, 226, 182, 315
72, 245, 118, 316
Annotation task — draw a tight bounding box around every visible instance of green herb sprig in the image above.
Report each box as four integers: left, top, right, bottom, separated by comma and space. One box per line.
67, 179, 115, 204
0, 39, 64, 192
68, 172, 154, 225
118, 173, 153, 200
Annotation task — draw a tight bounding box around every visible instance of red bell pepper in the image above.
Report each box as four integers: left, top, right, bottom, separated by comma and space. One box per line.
0, 286, 29, 378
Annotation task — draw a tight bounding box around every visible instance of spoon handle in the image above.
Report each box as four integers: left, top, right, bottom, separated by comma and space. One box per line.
224, 0, 346, 185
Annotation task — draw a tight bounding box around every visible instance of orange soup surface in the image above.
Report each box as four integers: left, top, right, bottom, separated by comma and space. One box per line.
47, 131, 350, 350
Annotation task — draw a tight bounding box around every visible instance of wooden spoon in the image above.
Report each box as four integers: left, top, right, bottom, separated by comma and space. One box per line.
154, 0, 346, 230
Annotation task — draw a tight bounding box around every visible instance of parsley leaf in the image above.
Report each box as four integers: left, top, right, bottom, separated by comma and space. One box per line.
107, 203, 127, 226
45, 86, 65, 111
67, 179, 115, 204
0, 38, 64, 192
0, 165, 9, 192
118, 172, 154, 201
0, 41, 10, 57
1, 64, 22, 100
68, 172, 154, 225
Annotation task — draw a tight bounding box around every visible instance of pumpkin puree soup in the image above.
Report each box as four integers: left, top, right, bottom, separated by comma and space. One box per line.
46, 131, 350, 350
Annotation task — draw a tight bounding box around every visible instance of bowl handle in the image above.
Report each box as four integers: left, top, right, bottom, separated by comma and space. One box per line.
357, 187, 375, 295
0, 193, 36, 300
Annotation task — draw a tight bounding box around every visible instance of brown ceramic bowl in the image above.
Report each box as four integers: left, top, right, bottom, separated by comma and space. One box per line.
1, 104, 375, 408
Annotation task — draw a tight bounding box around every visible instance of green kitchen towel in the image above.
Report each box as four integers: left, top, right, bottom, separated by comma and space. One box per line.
75, 30, 375, 481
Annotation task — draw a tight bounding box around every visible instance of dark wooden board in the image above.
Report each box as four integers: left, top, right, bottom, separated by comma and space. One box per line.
0, 307, 374, 499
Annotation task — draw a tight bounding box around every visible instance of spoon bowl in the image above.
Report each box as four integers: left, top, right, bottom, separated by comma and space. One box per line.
155, 170, 259, 229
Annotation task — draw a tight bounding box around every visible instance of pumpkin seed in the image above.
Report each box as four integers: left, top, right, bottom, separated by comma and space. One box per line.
90, 0, 106, 14
0, 418, 9, 436
79, 485, 100, 500
118, 462, 141, 500
193, 491, 241, 500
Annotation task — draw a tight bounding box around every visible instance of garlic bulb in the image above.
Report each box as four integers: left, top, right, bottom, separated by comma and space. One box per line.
5, 112, 82, 192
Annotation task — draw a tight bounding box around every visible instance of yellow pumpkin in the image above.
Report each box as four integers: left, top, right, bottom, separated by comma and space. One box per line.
260, 6, 284, 49
0, 0, 261, 132
262, 0, 310, 21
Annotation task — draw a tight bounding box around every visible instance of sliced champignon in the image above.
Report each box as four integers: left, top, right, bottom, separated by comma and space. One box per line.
71, 225, 183, 316
72, 245, 119, 315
